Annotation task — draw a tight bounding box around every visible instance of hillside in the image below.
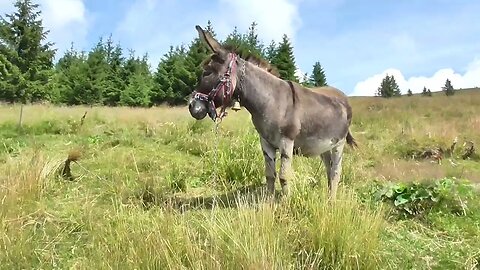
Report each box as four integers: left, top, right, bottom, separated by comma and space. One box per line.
0, 91, 479, 269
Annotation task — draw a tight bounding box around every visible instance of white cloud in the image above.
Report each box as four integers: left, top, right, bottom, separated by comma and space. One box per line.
295, 68, 306, 82
39, 0, 89, 53
351, 57, 480, 96
217, 0, 302, 43
1, 0, 89, 55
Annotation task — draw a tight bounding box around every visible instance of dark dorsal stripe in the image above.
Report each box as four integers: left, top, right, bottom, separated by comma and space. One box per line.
287, 80, 297, 106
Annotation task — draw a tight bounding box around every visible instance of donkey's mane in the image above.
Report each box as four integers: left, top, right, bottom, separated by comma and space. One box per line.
223, 45, 280, 77
201, 44, 280, 78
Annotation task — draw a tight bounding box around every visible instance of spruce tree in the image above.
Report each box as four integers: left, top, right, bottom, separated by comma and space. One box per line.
205, 20, 216, 37
377, 74, 401, 98
223, 26, 252, 59
309, 61, 327, 87
0, 54, 25, 103
407, 89, 413, 96
270, 34, 298, 82
82, 38, 109, 105
57, 50, 90, 105
152, 46, 195, 105
120, 53, 152, 107
443, 78, 454, 96
151, 59, 170, 105
223, 26, 243, 49
244, 21, 264, 58
0, 0, 56, 103
422, 86, 427, 96
427, 88, 432, 96
103, 36, 126, 106
121, 49, 138, 83
55, 44, 80, 104
222, 22, 269, 61
120, 72, 151, 107
185, 21, 213, 89
301, 72, 313, 87
264, 40, 277, 62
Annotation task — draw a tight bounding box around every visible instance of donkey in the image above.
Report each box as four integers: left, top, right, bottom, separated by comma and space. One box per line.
188, 25, 357, 198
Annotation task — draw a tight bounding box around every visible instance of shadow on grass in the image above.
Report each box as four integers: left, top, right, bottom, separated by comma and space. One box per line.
138, 183, 284, 211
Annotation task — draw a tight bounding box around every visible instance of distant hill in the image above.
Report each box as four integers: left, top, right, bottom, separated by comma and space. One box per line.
349, 87, 480, 98
411, 87, 480, 97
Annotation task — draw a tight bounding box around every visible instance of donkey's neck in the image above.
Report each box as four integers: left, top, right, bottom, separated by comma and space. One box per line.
236, 60, 288, 117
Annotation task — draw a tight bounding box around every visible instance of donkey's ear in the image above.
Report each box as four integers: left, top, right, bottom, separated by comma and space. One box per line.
195, 25, 223, 53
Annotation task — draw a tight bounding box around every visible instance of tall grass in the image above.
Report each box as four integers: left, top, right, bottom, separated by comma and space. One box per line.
0, 128, 384, 269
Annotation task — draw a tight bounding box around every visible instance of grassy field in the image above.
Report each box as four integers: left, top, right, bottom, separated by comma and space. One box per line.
1, 90, 480, 269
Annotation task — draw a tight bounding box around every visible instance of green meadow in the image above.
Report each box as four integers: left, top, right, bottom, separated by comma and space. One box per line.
1, 90, 479, 269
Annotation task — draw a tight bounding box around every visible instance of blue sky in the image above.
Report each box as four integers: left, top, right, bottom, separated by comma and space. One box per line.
1, 0, 479, 95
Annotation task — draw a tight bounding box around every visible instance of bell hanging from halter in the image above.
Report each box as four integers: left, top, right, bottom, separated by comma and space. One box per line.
232, 99, 241, 111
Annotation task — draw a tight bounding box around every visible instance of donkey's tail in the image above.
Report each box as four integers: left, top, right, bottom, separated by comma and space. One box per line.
346, 130, 358, 149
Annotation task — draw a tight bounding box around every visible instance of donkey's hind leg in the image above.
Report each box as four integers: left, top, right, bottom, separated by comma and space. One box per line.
328, 140, 346, 199
320, 150, 332, 185
279, 138, 295, 196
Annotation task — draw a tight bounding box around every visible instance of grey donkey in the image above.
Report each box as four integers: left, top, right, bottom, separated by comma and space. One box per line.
188, 25, 357, 198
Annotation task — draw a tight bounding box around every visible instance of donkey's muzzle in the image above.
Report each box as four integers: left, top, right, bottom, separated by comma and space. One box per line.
189, 100, 208, 120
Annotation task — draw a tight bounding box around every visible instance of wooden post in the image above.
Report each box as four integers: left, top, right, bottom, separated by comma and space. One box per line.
18, 103, 24, 129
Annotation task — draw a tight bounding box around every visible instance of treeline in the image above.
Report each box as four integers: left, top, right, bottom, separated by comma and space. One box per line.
377, 74, 457, 98
1, 0, 328, 107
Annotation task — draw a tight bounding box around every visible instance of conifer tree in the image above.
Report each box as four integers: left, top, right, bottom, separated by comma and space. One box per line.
185, 21, 213, 87
264, 40, 277, 62
244, 21, 264, 58
103, 36, 126, 106
222, 26, 252, 60
152, 46, 195, 105
422, 86, 427, 96
270, 34, 298, 82
309, 61, 327, 87
83, 39, 109, 105
407, 89, 413, 96
377, 74, 401, 98
301, 72, 313, 87
0, 54, 25, 103
0, 0, 56, 103
443, 78, 455, 96
55, 45, 84, 104
120, 53, 152, 107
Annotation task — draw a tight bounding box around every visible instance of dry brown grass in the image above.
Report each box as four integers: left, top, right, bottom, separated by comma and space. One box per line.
0, 104, 191, 126
0, 151, 64, 218
349, 90, 480, 183
374, 159, 447, 181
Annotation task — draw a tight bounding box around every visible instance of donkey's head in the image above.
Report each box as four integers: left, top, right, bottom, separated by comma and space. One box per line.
188, 25, 240, 121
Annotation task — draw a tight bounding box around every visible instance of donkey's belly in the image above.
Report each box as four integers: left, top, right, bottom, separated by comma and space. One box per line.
294, 137, 339, 156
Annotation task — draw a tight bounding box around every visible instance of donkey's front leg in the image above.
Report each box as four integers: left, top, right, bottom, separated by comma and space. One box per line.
279, 138, 294, 195
260, 137, 277, 195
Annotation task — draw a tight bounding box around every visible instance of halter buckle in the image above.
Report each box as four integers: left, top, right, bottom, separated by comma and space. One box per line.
232, 100, 241, 111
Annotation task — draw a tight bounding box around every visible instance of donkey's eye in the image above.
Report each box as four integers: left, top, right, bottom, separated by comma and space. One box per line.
211, 54, 225, 63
